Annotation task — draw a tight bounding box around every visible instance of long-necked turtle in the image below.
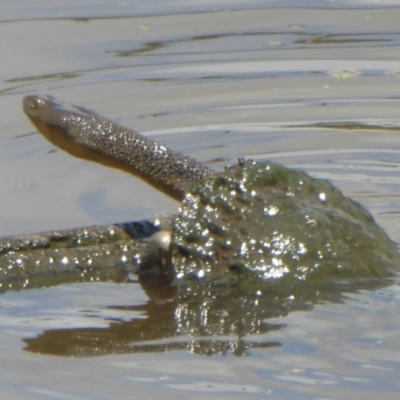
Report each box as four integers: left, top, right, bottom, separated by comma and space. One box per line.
22, 95, 400, 290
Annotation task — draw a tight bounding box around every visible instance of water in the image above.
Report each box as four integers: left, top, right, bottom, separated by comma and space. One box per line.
1, 1, 400, 398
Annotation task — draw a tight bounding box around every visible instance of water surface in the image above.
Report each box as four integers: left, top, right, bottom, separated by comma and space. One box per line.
1, 1, 400, 398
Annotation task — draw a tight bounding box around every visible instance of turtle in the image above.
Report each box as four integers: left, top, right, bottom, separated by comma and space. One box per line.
22, 95, 400, 292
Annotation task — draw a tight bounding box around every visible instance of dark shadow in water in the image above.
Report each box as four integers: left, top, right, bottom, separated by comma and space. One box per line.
291, 121, 400, 133
294, 33, 392, 45
112, 31, 395, 58
7, 72, 81, 84
22, 276, 395, 357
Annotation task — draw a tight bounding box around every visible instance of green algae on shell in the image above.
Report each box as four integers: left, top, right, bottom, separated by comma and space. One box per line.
173, 159, 400, 285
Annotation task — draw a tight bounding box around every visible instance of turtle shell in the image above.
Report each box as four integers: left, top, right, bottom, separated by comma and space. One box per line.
172, 159, 400, 285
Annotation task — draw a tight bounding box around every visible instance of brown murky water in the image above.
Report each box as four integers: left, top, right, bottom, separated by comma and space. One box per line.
1, 1, 400, 398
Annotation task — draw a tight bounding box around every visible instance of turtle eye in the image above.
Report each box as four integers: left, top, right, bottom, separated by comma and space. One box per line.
29, 100, 38, 109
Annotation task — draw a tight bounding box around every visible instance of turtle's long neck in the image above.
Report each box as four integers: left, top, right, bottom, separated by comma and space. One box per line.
23, 95, 214, 201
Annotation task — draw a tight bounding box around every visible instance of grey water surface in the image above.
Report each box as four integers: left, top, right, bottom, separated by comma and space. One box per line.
1, 1, 400, 399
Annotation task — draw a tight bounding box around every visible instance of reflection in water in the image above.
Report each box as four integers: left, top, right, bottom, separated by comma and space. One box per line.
23, 276, 393, 357
23, 297, 281, 357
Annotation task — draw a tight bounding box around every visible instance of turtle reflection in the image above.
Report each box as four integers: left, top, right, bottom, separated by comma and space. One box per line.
23, 276, 393, 357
